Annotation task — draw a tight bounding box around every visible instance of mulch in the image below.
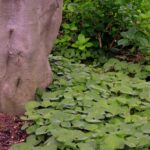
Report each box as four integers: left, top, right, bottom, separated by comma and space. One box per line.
0, 113, 28, 150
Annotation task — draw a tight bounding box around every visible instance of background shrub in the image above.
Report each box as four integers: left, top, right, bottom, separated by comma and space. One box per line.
53, 0, 150, 64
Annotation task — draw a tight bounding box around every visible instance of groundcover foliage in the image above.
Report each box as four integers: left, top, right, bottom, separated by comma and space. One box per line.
11, 56, 150, 150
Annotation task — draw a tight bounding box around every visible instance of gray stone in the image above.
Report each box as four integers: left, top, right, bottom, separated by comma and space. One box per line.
0, 0, 63, 114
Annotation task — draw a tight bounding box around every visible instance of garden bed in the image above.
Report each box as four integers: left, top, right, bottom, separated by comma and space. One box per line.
0, 113, 27, 150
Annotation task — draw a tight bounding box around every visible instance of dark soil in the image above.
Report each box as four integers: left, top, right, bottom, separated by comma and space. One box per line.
0, 113, 27, 150
116, 52, 148, 63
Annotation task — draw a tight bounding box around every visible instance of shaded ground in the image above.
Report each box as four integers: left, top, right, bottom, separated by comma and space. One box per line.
0, 113, 27, 150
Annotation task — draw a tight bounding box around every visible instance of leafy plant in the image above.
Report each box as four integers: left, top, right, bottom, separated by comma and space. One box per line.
53, 0, 150, 64
11, 56, 150, 150
144, 65, 150, 72
117, 0, 150, 53
72, 34, 93, 51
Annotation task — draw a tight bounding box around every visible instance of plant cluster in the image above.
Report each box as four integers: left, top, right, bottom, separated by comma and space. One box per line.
53, 0, 150, 63
11, 56, 150, 150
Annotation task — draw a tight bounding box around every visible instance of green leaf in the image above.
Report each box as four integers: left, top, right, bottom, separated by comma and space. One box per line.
25, 101, 39, 110
125, 136, 139, 148
44, 137, 58, 150
118, 39, 129, 46
51, 128, 89, 143
100, 134, 124, 150
59, 98, 76, 108
10, 143, 32, 150
144, 65, 150, 71
26, 125, 39, 134
42, 90, 63, 101
78, 142, 95, 150
78, 34, 89, 43
36, 126, 50, 135
141, 123, 150, 134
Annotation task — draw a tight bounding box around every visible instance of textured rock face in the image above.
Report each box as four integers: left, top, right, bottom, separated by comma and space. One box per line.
0, 0, 63, 114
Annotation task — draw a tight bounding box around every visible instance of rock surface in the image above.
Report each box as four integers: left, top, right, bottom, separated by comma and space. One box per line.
0, 0, 63, 114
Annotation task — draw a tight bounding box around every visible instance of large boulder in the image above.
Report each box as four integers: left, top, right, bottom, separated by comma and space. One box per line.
0, 0, 63, 114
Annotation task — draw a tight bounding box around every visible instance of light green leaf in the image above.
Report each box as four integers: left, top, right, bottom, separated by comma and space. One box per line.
100, 134, 124, 150
118, 39, 129, 46
78, 142, 95, 150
